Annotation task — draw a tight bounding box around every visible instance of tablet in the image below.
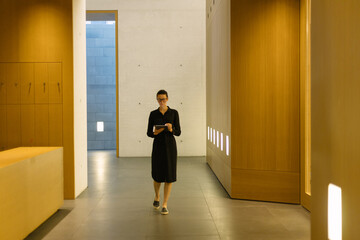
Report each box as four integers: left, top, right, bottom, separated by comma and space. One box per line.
155, 125, 167, 130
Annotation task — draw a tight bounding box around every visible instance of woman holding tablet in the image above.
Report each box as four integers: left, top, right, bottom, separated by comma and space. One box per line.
147, 89, 181, 215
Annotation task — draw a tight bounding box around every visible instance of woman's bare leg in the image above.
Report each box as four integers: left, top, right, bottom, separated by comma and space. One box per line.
163, 182, 173, 208
153, 181, 161, 201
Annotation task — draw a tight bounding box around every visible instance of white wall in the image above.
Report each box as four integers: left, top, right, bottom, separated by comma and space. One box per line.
86, 0, 206, 157
73, 0, 88, 197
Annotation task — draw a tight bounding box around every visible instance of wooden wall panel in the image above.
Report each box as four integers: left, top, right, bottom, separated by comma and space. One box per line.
35, 104, 49, 146
6, 63, 21, 104
311, 0, 360, 238
231, 0, 300, 203
232, 169, 300, 203
21, 104, 35, 146
49, 104, 63, 146
20, 63, 35, 104
6, 105, 21, 148
0, 64, 6, 104
0, 105, 6, 151
48, 63, 62, 104
0, 0, 75, 198
34, 63, 49, 104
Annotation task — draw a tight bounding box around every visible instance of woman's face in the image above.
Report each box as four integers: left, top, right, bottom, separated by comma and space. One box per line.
157, 94, 168, 107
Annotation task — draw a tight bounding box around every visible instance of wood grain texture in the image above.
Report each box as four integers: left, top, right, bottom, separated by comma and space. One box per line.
34, 63, 48, 104
0, 105, 6, 151
231, 0, 300, 172
232, 169, 300, 203
311, 0, 360, 239
0, 64, 7, 104
21, 104, 35, 146
6, 63, 21, 104
230, 0, 300, 202
35, 104, 49, 146
6, 105, 21, 148
300, 0, 311, 211
20, 63, 35, 104
49, 104, 63, 146
48, 63, 62, 104
0, 0, 74, 198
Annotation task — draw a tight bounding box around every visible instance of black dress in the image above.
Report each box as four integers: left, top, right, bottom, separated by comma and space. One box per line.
147, 107, 181, 183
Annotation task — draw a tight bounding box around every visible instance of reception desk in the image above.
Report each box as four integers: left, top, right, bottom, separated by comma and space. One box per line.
0, 147, 63, 240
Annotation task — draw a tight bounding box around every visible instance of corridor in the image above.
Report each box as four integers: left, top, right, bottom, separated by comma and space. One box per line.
27, 151, 310, 240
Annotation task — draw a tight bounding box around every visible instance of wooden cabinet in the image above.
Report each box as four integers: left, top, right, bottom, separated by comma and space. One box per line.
0, 64, 6, 105
6, 63, 21, 104
0, 62, 63, 151
20, 63, 35, 104
21, 104, 35, 146
35, 104, 49, 146
48, 63, 62, 104
49, 104, 63, 146
0, 105, 6, 151
34, 63, 48, 104
6, 104, 21, 148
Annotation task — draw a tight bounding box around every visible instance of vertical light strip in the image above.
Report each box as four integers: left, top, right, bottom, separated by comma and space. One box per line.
216, 131, 219, 148
328, 184, 342, 240
208, 126, 210, 140
226, 135, 229, 156
220, 133, 223, 151
210, 128, 212, 142
213, 129, 216, 145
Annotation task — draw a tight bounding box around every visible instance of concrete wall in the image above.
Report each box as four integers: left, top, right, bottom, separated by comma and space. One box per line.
73, 0, 88, 198
86, 0, 206, 157
311, 0, 360, 238
86, 21, 116, 150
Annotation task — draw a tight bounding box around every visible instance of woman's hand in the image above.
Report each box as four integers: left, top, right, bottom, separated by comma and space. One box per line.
165, 123, 173, 132
154, 128, 165, 135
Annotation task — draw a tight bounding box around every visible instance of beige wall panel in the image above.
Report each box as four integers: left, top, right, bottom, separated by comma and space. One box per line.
0, 64, 6, 104
34, 63, 49, 104
6, 105, 21, 148
231, 0, 300, 172
49, 104, 63, 146
48, 63, 62, 104
232, 169, 300, 203
35, 104, 49, 146
207, 147, 231, 194
5, 63, 21, 104
21, 104, 35, 146
20, 63, 35, 104
206, 0, 232, 195
311, 0, 360, 239
0, 105, 6, 151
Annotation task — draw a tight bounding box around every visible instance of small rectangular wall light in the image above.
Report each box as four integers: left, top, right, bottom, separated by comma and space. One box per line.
217, 131, 219, 148
97, 121, 104, 132
210, 128, 212, 142
221, 133, 223, 151
213, 129, 216, 145
226, 135, 229, 156
208, 127, 210, 140
328, 183, 342, 240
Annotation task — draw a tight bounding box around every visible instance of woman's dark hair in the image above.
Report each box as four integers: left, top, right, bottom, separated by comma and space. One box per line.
157, 89, 168, 98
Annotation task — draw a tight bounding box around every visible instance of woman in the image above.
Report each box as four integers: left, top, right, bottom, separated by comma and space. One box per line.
147, 89, 181, 215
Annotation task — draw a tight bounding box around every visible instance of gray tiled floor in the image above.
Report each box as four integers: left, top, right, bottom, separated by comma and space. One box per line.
26, 151, 310, 240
